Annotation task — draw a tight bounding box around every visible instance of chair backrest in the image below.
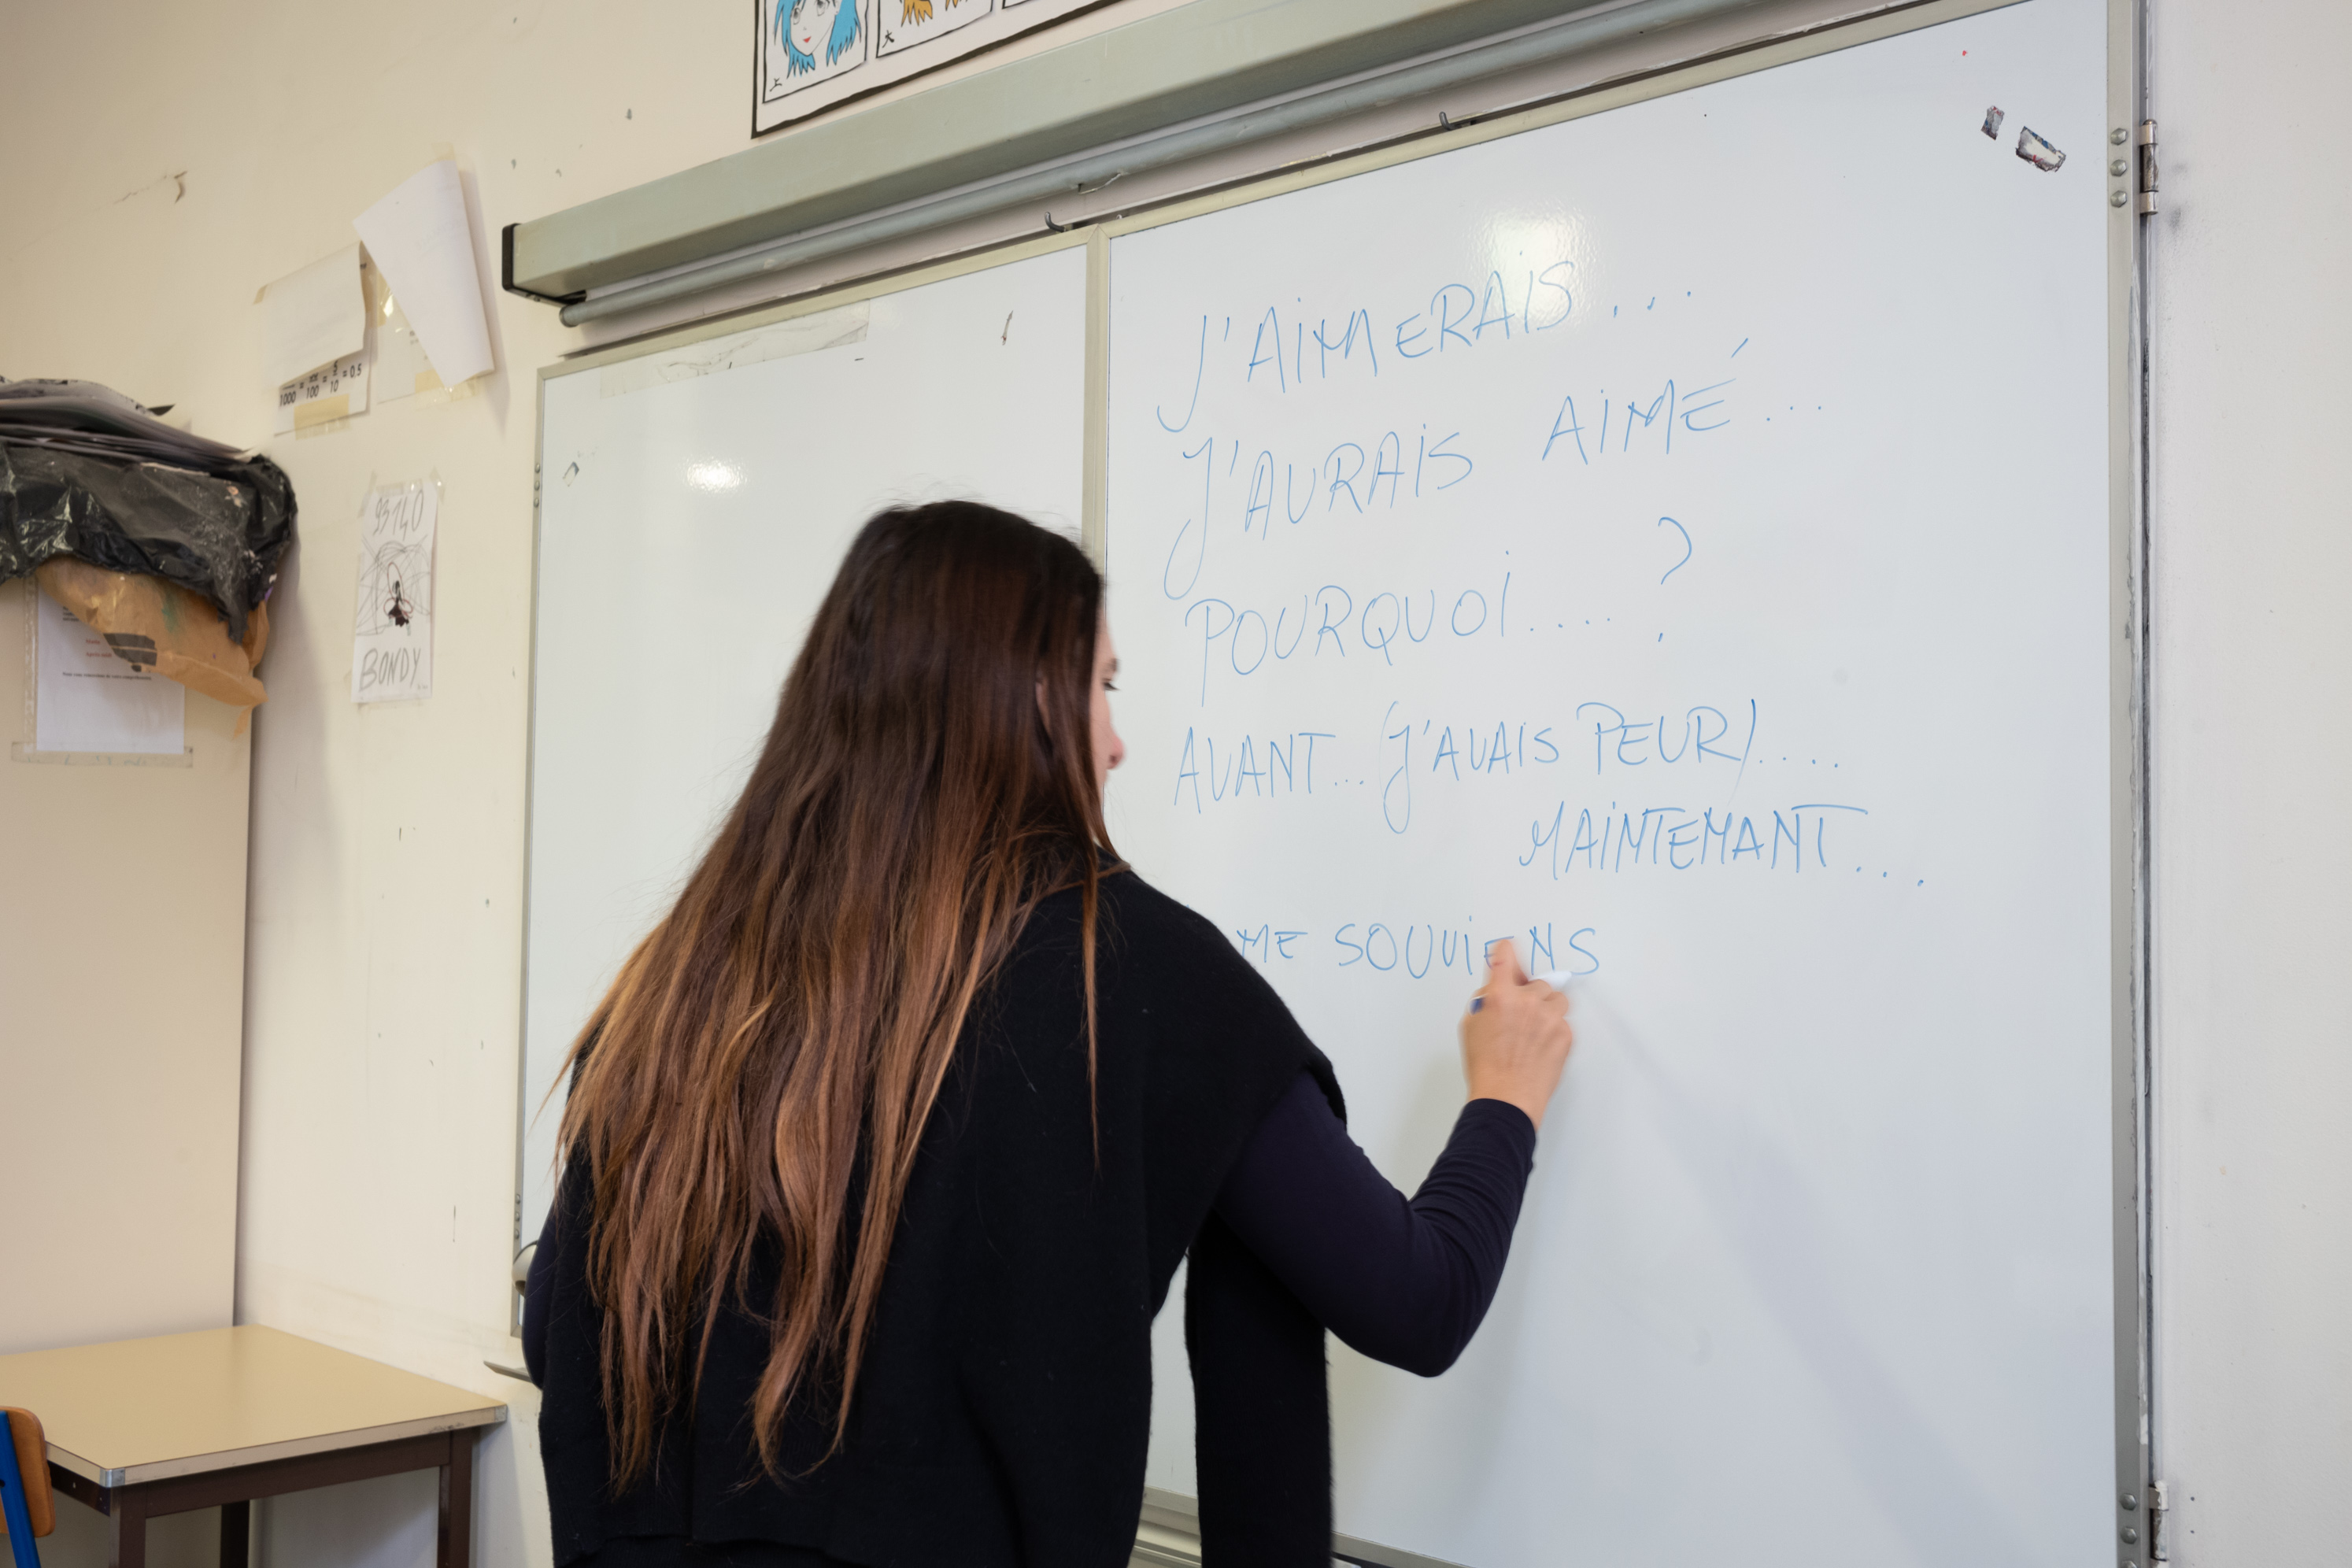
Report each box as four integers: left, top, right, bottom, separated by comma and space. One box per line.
1, 1405, 55, 1553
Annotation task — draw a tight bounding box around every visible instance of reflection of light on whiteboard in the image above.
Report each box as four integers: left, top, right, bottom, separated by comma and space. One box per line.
686, 460, 741, 493
1479, 205, 1577, 277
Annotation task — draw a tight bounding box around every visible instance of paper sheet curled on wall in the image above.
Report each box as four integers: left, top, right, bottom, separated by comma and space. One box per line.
34, 557, 270, 733
354, 161, 494, 387
2015, 128, 2065, 171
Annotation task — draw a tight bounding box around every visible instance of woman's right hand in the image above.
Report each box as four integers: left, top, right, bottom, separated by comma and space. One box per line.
1459, 939, 1574, 1130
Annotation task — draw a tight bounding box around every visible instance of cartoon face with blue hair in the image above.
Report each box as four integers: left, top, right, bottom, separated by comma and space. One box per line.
778, 0, 860, 76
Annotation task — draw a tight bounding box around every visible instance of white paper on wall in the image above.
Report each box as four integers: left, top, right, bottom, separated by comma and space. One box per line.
353, 161, 494, 387
35, 591, 186, 754
274, 349, 371, 434
353, 483, 438, 703
257, 242, 367, 388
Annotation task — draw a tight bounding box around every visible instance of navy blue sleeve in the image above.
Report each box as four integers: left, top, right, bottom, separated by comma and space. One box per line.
1211, 1073, 1538, 1377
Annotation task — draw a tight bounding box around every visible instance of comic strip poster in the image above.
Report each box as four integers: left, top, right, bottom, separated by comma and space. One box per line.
875, 0, 993, 58
754, 0, 1102, 135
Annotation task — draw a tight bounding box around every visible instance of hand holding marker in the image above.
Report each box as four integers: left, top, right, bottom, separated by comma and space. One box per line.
1460, 939, 1576, 1130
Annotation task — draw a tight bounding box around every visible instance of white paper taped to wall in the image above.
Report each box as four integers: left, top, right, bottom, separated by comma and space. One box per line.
257, 242, 365, 388
34, 590, 186, 755
275, 349, 371, 434
354, 161, 493, 387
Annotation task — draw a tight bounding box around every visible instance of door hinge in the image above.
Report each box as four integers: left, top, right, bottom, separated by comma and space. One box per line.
2150, 1478, 2170, 1560
2136, 120, 2159, 215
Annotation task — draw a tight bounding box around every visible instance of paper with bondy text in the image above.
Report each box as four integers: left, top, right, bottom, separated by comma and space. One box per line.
353, 484, 437, 703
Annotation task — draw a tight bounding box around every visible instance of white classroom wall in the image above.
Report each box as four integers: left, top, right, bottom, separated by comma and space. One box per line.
0, 4, 2343, 1568
2144, 2, 2352, 1562
0, 5, 759, 1563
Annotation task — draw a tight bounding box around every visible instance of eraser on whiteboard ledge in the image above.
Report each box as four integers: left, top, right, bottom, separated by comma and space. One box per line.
2015, 127, 2065, 171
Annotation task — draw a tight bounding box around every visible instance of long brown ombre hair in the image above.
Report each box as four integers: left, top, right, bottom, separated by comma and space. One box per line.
555, 501, 1114, 1485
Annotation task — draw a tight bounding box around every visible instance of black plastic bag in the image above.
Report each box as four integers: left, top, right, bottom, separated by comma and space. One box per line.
0, 379, 296, 642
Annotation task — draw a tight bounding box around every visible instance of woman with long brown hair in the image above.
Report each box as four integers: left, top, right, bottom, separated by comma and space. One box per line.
526, 501, 1571, 1567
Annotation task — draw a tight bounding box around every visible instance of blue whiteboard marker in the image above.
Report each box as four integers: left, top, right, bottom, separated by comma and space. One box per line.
1470, 971, 1576, 1012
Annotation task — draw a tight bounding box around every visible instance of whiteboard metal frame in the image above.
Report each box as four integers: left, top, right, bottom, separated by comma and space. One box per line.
2108, 3, 2154, 1561
513, 0, 2154, 1559
1083, 0, 2152, 1562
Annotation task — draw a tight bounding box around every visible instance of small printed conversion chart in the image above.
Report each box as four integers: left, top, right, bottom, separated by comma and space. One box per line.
1105, 2, 2117, 1564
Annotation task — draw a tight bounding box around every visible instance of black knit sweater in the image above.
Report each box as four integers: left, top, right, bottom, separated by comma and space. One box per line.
534, 871, 1340, 1567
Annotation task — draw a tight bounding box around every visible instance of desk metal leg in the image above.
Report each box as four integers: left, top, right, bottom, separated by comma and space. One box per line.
107, 1488, 146, 1568
220, 1498, 251, 1567
435, 1429, 474, 1568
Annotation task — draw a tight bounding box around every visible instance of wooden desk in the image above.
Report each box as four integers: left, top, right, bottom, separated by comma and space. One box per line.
0, 1325, 506, 1568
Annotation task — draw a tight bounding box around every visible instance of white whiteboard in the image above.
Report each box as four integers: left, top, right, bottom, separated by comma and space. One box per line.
1104, 3, 2116, 1565
520, 245, 1089, 1246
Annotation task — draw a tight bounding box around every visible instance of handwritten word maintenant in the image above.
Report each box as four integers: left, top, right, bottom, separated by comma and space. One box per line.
1522, 801, 1869, 877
